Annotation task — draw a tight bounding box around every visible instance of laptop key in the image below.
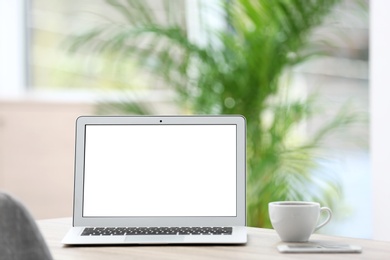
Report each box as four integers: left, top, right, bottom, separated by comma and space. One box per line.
81, 227, 94, 236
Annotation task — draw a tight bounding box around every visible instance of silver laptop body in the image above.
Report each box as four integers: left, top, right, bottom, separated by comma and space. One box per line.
62, 115, 247, 244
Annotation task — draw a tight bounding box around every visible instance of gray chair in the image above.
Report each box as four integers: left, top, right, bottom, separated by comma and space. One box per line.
0, 192, 53, 260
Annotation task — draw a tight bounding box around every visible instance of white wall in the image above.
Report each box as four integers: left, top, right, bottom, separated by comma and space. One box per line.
371, 0, 390, 241
0, 101, 94, 219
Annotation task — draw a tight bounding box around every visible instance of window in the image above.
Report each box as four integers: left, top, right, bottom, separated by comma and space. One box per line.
0, 0, 26, 97
1, 0, 377, 239
29, 0, 185, 95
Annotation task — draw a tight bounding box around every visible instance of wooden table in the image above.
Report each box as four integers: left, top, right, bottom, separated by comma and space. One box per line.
37, 218, 390, 259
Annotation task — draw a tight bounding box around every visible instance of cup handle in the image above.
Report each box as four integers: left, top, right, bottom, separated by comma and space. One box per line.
314, 207, 332, 231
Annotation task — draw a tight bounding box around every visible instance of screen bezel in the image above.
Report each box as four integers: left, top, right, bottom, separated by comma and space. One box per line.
72, 115, 246, 227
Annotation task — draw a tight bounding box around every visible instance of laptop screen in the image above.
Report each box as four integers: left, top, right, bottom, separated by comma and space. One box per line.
82, 124, 237, 218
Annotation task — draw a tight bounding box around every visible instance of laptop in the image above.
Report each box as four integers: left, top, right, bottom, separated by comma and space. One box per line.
62, 115, 247, 245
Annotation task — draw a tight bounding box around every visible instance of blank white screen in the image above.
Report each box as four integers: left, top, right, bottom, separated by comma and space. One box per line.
83, 124, 237, 217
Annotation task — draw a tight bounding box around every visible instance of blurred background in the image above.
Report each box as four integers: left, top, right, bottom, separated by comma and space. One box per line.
0, 0, 387, 241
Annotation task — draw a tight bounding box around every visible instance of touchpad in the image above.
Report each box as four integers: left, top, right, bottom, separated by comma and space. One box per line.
124, 235, 185, 243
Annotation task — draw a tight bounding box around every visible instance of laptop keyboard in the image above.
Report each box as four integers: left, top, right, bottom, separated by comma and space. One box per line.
81, 227, 233, 236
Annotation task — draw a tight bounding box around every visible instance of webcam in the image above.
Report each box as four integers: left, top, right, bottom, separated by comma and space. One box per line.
160, 120, 162, 123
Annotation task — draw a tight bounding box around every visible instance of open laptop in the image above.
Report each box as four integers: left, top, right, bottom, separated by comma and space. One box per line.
62, 115, 247, 245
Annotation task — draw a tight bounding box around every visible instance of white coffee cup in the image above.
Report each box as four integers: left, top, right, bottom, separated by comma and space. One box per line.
268, 201, 332, 242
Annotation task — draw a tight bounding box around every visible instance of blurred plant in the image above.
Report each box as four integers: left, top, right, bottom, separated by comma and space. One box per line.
68, 0, 364, 227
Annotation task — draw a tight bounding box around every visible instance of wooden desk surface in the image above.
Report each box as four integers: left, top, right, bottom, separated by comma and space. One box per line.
37, 218, 390, 259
